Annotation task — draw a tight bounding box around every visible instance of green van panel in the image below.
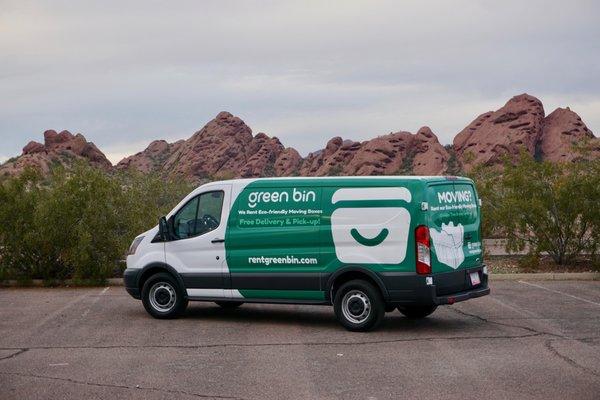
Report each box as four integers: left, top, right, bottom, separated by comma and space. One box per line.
225, 177, 482, 300
427, 179, 482, 272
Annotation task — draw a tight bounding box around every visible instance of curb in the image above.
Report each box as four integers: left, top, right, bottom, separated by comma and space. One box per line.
2, 272, 599, 287
0, 278, 125, 287
489, 272, 600, 281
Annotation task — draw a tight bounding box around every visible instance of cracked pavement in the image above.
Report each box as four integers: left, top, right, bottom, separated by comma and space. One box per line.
1, 281, 599, 399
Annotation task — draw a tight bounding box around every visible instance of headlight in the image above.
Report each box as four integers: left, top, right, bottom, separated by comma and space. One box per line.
128, 236, 145, 255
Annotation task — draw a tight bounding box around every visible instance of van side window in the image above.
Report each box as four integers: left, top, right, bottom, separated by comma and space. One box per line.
173, 197, 200, 239
197, 191, 224, 235
172, 191, 224, 239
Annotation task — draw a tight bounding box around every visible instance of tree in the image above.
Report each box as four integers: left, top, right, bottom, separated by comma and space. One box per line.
472, 154, 600, 265
0, 168, 44, 280
0, 163, 193, 282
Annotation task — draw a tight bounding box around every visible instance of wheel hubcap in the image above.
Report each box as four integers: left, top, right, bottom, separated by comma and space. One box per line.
342, 290, 371, 324
149, 282, 176, 312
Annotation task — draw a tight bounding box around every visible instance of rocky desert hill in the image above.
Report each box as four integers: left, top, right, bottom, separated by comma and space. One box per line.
0, 130, 112, 177
116, 112, 450, 180
117, 111, 300, 181
1, 94, 598, 180
454, 94, 599, 171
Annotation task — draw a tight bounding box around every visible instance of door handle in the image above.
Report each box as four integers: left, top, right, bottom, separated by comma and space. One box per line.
211, 238, 225, 244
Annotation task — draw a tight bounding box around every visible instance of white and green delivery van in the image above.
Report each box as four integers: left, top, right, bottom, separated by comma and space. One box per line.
124, 176, 489, 331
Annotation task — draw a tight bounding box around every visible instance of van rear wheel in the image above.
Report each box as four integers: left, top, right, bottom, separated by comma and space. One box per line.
215, 301, 244, 309
334, 280, 384, 332
141, 272, 188, 319
397, 305, 437, 319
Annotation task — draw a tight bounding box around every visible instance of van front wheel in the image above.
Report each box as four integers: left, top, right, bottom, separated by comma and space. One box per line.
141, 272, 188, 319
397, 305, 437, 319
334, 280, 384, 332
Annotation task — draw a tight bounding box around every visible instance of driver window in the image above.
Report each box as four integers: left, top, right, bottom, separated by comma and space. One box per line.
172, 191, 224, 240
173, 197, 199, 239
196, 191, 224, 236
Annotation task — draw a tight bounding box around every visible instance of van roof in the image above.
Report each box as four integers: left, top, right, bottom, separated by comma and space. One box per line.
199, 175, 472, 189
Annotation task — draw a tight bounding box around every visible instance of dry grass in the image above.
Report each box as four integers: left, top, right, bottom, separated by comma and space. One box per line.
486, 256, 599, 274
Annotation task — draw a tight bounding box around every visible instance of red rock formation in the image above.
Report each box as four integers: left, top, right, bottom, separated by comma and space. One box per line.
23, 141, 45, 154
540, 107, 599, 162
0, 130, 112, 177
3, 95, 598, 180
299, 137, 360, 176
453, 94, 598, 170
298, 127, 449, 176
274, 148, 302, 176
454, 94, 545, 171
117, 139, 185, 174
238, 133, 285, 178
412, 127, 451, 175
118, 112, 289, 181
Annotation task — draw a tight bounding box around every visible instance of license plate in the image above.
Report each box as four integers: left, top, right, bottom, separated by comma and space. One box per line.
469, 271, 481, 286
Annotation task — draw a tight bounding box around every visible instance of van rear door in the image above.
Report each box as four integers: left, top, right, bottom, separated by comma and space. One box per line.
426, 180, 482, 273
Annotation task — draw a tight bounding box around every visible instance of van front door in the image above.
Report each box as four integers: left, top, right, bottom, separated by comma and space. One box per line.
165, 184, 231, 299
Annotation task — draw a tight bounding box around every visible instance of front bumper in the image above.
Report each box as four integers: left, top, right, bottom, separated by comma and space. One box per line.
123, 268, 141, 299
381, 265, 490, 306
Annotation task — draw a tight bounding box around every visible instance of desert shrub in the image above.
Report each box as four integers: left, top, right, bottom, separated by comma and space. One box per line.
517, 253, 540, 271
0, 168, 44, 280
471, 154, 600, 265
468, 164, 502, 238
33, 165, 131, 280
0, 163, 193, 282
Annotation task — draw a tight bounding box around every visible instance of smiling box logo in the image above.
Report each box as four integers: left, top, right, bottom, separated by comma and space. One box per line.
330, 187, 412, 264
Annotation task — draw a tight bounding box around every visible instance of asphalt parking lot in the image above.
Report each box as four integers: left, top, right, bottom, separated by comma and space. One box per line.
1, 281, 599, 400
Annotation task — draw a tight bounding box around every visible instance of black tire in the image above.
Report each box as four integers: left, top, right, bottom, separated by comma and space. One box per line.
141, 272, 188, 319
333, 280, 385, 332
397, 305, 437, 319
215, 301, 244, 309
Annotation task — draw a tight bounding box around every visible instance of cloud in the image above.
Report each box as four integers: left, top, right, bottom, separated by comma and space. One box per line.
1, 0, 599, 160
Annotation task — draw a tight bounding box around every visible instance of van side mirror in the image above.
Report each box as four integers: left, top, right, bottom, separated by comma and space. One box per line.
158, 216, 171, 241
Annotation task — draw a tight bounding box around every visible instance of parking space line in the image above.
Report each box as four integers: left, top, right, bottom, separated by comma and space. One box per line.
487, 295, 540, 318
81, 287, 110, 317
519, 281, 600, 307
31, 292, 89, 332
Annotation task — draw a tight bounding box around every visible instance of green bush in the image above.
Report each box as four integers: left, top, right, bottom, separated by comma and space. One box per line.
470, 154, 600, 265
0, 163, 192, 282
1, 153, 598, 280
0, 169, 44, 280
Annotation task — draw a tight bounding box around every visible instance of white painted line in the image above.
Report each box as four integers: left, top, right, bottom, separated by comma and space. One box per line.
33, 293, 89, 332
488, 296, 540, 318
49, 363, 69, 366
518, 281, 600, 307
81, 287, 110, 317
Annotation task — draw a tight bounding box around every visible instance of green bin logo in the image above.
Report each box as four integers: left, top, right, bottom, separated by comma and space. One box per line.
330, 187, 412, 264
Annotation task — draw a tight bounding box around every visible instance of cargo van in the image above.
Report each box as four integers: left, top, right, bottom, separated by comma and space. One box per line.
124, 176, 489, 331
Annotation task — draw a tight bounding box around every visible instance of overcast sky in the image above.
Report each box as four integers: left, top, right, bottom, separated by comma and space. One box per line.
1, 0, 599, 164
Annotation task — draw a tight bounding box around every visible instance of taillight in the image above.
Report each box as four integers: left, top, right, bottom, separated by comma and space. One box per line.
415, 225, 431, 275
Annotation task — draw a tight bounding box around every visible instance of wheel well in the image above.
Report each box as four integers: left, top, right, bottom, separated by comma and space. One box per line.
329, 270, 386, 303
138, 267, 176, 292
